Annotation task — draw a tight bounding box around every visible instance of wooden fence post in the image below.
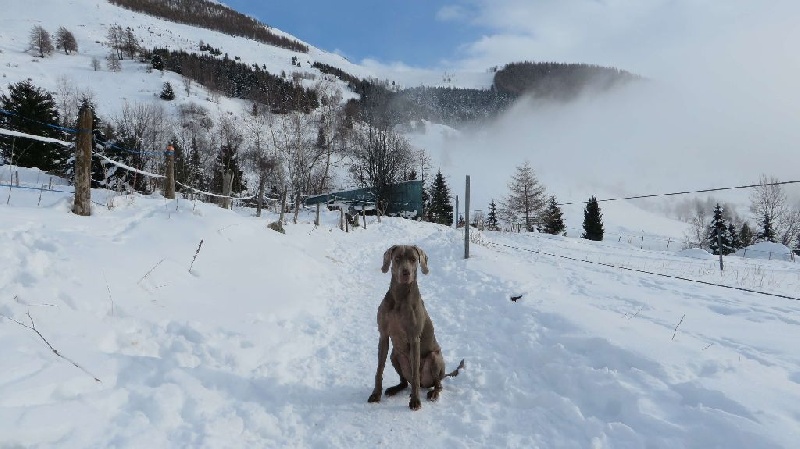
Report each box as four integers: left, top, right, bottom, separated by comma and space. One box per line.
278, 187, 287, 224
362, 204, 367, 229
164, 144, 175, 200
72, 105, 92, 216
221, 170, 232, 209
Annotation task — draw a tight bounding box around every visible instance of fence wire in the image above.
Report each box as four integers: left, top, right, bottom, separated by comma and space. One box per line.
482, 239, 800, 302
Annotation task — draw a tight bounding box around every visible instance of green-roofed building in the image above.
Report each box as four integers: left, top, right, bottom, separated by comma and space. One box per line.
305, 180, 423, 218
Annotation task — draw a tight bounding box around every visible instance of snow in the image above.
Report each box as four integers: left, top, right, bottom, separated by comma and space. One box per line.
736, 242, 795, 262
2, 3, 800, 446
1, 166, 799, 448
677, 248, 715, 260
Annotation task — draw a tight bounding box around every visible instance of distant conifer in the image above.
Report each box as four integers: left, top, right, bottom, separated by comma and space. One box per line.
757, 212, 777, 243
486, 200, 500, 231
160, 82, 175, 101
428, 170, 453, 225
540, 196, 566, 235
708, 204, 733, 255
581, 196, 604, 241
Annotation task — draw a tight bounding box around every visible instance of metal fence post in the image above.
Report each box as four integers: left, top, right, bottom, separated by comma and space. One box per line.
464, 175, 470, 259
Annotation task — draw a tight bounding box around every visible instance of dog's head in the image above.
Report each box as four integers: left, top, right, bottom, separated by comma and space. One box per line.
382, 245, 429, 284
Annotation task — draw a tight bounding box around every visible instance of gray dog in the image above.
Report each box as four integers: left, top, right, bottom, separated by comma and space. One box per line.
368, 245, 464, 410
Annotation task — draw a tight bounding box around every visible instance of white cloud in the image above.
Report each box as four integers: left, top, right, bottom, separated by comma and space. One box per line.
419, 0, 800, 210
446, 0, 800, 77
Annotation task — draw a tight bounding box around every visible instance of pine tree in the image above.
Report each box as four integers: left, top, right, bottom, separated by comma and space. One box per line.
581, 196, 604, 241
708, 204, 733, 255
486, 199, 499, 231
739, 222, 754, 248
503, 161, 546, 231
211, 145, 246, 194
757, 212, 777, 243
0, 80, 66, 172
428, 170, 453, 225
151, 54, 164, 71
159, 82, 175, 100
181, 137, 205, 194
540, 196, 566, 235
728, 222, 740, 251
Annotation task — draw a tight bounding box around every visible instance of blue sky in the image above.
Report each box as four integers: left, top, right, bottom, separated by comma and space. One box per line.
220, 0, 480, 68
220, 0, 800, 81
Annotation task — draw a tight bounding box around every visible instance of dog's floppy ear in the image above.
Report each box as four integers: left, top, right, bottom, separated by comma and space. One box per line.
381, 245, 398, 273
413, 246, 429, 275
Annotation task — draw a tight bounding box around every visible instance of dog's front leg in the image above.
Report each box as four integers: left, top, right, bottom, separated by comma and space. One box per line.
368, 334, 389, 403
409, 336, 421, 410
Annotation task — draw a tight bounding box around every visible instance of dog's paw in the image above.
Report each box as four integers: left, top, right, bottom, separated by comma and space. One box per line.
409, 396, 422, 410
427, 389, 440, 401
368, 392, 382, 403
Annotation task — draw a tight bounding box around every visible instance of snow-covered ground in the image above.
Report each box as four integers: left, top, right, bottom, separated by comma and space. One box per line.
1, 167, 799, 448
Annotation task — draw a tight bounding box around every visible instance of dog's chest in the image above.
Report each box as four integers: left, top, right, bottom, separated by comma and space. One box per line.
384, 306, 424, 344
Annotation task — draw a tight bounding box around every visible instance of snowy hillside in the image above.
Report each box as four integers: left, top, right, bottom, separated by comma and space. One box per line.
1, 167, 799, 448
0, 0, 375, 120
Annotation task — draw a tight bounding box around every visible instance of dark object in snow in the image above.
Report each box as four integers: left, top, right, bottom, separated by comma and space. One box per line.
368, 245, 465, 411
510, 294, 523, 302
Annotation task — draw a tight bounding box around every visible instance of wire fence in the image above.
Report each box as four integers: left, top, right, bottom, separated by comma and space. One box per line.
479, 237, 800, 302
1, 123, 251, 202
4, 109, 800, 256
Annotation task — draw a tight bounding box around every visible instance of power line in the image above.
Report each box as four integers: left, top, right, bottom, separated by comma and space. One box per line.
483, 240, 800, 301
558, 179, 800, 206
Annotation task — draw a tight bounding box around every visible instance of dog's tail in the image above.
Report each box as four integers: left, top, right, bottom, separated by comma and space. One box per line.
444, 359, 465, 378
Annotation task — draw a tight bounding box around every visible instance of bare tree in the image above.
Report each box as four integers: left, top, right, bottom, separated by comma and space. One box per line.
106, 24, 124, 60
182, 76, 192, 96
55, 26, 78, 54
106, 51, 121, 72
54, 77, 93, 128
502, 161, 546, 231
749, 174, 799, 246
175, 103, 215, 194
28, 25, 54, 57
122, 27, 140, 59
780, 208, 800, 248
91, 56, 101, 71
270, 111, 322, 222
312, 81, 347, 193
242, 105, 279, 217
347, 123, 415, 214
112, 101, 170, 192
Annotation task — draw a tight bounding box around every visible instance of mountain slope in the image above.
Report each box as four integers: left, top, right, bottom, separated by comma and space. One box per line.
0, 0, 370, 117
